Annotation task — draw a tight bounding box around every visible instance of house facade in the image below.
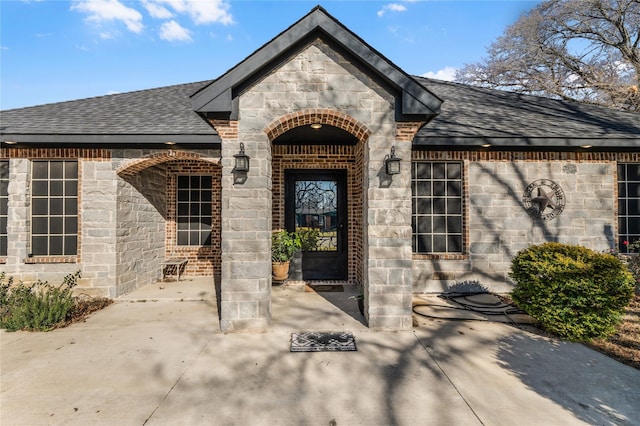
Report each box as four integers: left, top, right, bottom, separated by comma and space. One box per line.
1, 7, 639, 332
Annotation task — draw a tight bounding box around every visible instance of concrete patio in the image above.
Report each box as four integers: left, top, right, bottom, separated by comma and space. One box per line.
1, 277, 639, 425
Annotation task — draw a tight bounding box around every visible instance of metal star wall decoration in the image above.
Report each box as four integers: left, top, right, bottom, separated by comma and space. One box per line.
523, 179, 566, 221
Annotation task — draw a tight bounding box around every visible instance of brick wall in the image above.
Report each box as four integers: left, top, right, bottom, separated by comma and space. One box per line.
272, 144, 363, 284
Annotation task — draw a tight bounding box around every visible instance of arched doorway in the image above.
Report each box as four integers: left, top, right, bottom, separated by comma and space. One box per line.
266, 109, 370, 285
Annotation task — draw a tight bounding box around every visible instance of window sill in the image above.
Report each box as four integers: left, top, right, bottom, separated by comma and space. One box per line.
24, 256, 78, 264
412, 253, 468, 261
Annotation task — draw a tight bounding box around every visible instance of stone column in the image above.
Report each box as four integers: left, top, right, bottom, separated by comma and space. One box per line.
365, 123, 424, 330
217, 120, 272, 332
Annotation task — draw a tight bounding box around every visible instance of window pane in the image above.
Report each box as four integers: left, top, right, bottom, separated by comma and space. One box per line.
416, 198, 431, 214
447, 217, 462, 233
32, 198, 48, 215
65, 217, 77, 234
447, 181, 461, 197
415, 163, 431, 179
178, 190, 189, 201
0, 236, 6, 257
65, 181, 78, 196
433, 215, 446, 230
433, 235, 447, 252
65, 198, 78, 215
201, 176, 212, 188
50, 181, 63, 196
32, 217, 48, 235
433, 198, 446, 214
629, 199, 640, 215
32, 162, 48, 179
417, 216, 432, 233
628, 183, 640, 197
177, 231, 189, 245
416, 182, 431, 197
0, 200, 6, 216
448, 235, 463, 252
49, 162, 63, 179
32, 236, 48, 255
49, 236, 63, 255
447, 163, 461, 179
433, 163, 445, 179
201, 190, 212, 202
433, 181, 445, 196
50, 198, 63, 215
32, 181, 48, 196
64, 236, 77, 255
627, 164, 640, 181
203, 232, 212, 246
417, 235, 432, 252
64, 162, 78, 179
50, 217, 64, 234
447, 199, 461, 214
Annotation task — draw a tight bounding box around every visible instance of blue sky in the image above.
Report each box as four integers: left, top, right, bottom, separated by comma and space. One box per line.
0, 0, 540, 110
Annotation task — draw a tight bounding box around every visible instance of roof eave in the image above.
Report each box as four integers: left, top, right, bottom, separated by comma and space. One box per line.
1, 133, 222, 145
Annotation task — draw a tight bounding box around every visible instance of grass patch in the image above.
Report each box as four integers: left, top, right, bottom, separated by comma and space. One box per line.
589, 294, 640, 370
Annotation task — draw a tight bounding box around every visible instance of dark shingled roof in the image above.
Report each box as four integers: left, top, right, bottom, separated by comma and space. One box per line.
0, 80, 219, 145
1, 75, 638, 149
415, 77, 640, 148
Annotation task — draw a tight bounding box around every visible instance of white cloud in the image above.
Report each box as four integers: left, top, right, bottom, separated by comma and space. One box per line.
153, 0, 233, 25
71, 0, 144, 33
377, 3, 407, 17
100, 32, 115, 39
142, 0, 173, 19
0, 46, 8, 51
422, 66, 458, 82
159, 20, 192, 42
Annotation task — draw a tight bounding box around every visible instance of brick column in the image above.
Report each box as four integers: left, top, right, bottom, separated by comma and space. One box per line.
216, 120, 272, 332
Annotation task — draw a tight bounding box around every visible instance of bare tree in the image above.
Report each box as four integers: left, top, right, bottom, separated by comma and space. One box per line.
456, 0, 640, 112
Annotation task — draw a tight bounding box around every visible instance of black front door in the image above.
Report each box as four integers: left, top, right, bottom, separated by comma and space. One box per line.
285, 170, 347, 280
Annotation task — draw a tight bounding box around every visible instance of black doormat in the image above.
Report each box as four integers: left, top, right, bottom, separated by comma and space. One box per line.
304, 284, 344, 293
290, 331, 357, 352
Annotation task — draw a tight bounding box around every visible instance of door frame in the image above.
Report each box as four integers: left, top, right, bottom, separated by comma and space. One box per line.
284, 169, 348, 281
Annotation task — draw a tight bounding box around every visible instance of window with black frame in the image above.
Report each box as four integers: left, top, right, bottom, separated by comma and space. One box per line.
176, 175, 212, 246
412, 161, 463, 254
0, 161, 8, 256
618, 163, 640, 253
31, 160, 78, 256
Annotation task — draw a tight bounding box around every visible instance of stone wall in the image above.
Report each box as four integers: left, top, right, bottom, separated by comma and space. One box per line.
116, 163, 167, 297
217, 37, 413, 331
412, 151, 623, 293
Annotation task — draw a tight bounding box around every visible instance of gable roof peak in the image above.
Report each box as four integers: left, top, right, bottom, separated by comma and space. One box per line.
190, 5, 442, 121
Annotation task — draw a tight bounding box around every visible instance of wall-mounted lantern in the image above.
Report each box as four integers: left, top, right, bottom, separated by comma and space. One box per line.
384, 146, 402, 175
234, 142, 250, 172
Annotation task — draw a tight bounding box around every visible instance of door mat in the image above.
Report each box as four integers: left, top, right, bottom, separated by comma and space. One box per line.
290, 331, 357, 352
304, 284, 344, 292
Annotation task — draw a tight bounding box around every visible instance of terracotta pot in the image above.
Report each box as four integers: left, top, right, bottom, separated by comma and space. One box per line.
272, 261, 290, 281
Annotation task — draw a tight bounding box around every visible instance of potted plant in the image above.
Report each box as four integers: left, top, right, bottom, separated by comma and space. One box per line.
271, 230, 301, 281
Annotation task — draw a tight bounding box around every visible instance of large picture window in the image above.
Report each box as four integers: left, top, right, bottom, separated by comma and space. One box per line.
31, 160, 78, 256
0, 161, 8, 256
412, 161, 463, 254
618, 163, 640, 253
177, 175, 212, 246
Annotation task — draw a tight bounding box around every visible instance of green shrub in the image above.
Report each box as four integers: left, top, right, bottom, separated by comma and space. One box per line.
297, 227, 320, 251
509, 243, 634, 342
0, 271, 80, 332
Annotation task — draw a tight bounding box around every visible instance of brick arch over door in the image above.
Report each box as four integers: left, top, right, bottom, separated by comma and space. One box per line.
116, 151, 220, 178
264, 109, 371, 143
267, 109, 369, 286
